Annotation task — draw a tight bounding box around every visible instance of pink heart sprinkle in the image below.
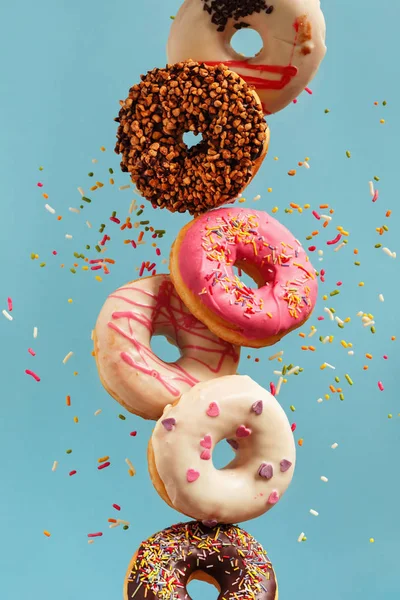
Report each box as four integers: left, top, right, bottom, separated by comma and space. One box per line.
187, 469, 200, 483
236, 424, 252, 438
161, 418, 176, 431
200, 449, 211, 461
267, 490, 280, 505
252, 400, 263, 415
258, 463, 274, 480
280, 459, 292, 473
200, 434, 212, 449
206, 402, 220, 418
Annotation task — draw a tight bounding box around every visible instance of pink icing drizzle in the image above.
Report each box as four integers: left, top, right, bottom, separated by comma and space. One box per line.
107, 279, 238, 396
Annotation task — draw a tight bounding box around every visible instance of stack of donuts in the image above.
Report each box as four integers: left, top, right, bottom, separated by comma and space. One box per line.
95, 1, 326, 597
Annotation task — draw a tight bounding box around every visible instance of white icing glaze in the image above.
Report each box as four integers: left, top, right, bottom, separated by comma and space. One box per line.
167, 0, 326, 114
95, 275, 239, 420
152, 374, 296, 523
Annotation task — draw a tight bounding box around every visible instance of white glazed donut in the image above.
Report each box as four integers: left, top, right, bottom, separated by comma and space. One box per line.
94, 275, 239, 420
167, 0, 326, 114
149, 374, 296, 524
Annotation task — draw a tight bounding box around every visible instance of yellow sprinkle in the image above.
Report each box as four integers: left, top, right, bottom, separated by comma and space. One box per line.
43, 531, 51, 538
73, 416, 79, 423
304, 204, 310, 209
305, 157, 310, 161
68, 299, 73, 303
359, 282, 365, 287
324, 394, 330, 400
388, 414, 393, 419
341, 340, 348, 348
268, 187, 272, 193
82, 266, 89, 271
322, 294, 328, 300
380, 119, 385, 124
98, 456, 109, 463
238, 197, 246, 203
272, 206, 278, 213
274, 156, 279, 161
128, 469, 135, 477
369, 538, 375, 543
100, 146, 106, 151
95, 276, 102, 282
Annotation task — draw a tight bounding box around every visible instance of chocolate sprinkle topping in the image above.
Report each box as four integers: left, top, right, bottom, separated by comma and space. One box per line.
202, 0, 274, 32
115, 60, 267, 215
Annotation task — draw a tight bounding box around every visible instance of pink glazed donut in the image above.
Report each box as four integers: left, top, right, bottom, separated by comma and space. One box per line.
167, 0, 326, 114
170, 207, 318, 348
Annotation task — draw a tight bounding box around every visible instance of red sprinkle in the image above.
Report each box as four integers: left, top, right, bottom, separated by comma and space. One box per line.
87, 532, 103, 538
91, 265, 102, 271
112, 504, 121, 511
336, 281, 343, 286
305, 87, 313, 94
52, 250, 57, 256
100, 234, 109, 246
378, 381, 384, 391
139, 262, 145, 277
147, 262, 156, 272
327, 233, 342, 246
317, 316, 325, 321
25, 369, 40, 382
98, 462, 111, 470
270, 382, 276, 396
308, 246, 316, 252
372, 190, 379, 203
7, 297, 13, 311
156, 248, 161, 256
131, 240, 137, 249
130, 431, 137, 437
69, 470, 77, 476
90, 259, 103, 264
383, 355, 388, 360
37, 182, 43, 187
291, 423, 297, 432
312, 210, 321, 220
293, 98, 298, 104
110, 216, 121, 224
28, 348, 36, 356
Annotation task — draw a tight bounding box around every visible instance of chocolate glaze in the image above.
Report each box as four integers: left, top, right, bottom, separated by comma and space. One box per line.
125, 521, 277, 599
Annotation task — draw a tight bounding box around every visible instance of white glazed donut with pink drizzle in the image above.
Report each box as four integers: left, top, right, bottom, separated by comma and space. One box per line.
94, 275, 239, 420
167, 0, 326, 114
149, 374, 296, 524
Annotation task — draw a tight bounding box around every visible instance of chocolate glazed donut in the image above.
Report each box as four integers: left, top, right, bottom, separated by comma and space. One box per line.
124, 521, 278, 599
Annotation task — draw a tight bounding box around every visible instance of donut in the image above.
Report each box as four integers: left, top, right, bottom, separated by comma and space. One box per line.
148, 374, 296, 524
167, 0, 326, 114
94, 275, 239, 420
124, 520, 278, 600
115, 60, 269, 215
170, 206, 318, 348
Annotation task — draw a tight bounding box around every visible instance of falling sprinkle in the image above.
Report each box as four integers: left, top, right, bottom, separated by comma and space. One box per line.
62, 351, 74, 364
321, 476, 328, 482
310, 509, 319, 517
2, 310, 13, 321
331, 443, 338, 449
52, 461, 58, 472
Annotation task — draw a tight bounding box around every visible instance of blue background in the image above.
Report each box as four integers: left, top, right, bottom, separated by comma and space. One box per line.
1, 0, 399, 598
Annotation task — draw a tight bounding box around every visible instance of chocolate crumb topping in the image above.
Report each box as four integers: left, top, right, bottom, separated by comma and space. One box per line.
201, 0, 274, 32
115, 60, 267, 215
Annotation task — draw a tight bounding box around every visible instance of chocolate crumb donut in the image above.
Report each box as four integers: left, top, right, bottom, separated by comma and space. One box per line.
124, 520, 278, 599
115, 60, 269, 215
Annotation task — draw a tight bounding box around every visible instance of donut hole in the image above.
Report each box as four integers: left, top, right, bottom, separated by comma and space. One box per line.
230, 28, 263, 59
233, 260, 272, 289
212, 439, 236, 470
150, 335, 181, 363
187, 576, 219, 598
183, 130, 201, 150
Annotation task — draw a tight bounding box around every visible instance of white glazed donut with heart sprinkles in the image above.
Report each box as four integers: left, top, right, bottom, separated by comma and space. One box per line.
148, 374, 296, 524
167, 0, 326, 114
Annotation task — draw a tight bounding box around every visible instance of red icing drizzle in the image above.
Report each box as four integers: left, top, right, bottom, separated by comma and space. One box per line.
204, 60, 298, 90
107, 279, 238, 397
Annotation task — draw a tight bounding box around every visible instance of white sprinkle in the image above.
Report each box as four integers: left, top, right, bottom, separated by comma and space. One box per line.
86, 220, 92, 229
116, 519, 130, 525
273, 370, 282, 376
109, 522, 120, 529
331, 442, 338, 449
275, 376, 284, 396
310, 509, 319, 517
88, 539, 95, 544
297, 532, 305, 543
335, 316, 344, 326
129, 200, 136, 214
77, 187, 84, 196
348, 350, 354, 356
65, 234, 73, 240
324, 362, 335, 370
369, 181, 375, 196
382, 247, 396, 258
317, 397, 323, 404
334, 242, 347, 252
320, 214, 332, 221
94, 409, 102, 416
363, 320, 375, 328
90, 330, 94, 341
69, 207, 80, 214
322, 335, 330, 344
62, 351, 74, 364
308, 326, 317, 338
287, 366, 300, 376
268, 350, 284, 361
92, 158, 98, 164
318, 249, 324, 256
52, 461, 58, 472
45, 204, 56, 214
303, 161, 310, 169
379, 294, 384, 302
2, 309, 13, 321
357, 311, 364, 317
321, 476, 328, 482
125, 458, 135, 471
324, 307, 334, 320
33, 326, 38, 338
119, 184, 130, 191
253, 194, 261, 201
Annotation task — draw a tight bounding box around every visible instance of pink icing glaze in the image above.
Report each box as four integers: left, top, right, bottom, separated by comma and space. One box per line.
176, 208, 318, 341
95, 275, 240, 419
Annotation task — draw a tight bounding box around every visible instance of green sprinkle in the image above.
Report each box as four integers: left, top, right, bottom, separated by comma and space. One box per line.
374, 176, 380, 181
30, 253, 36, 259
338, 322, 344, 329
319, 336, 324, 342
290, 405, 296, 412
371, 326, 376, 334
118, 414, 126, 421
80, 205, 84, 209
345, 373, 353, 386
136, 209, 143, 216
343, 239, 348, 244
95, 245, 101, 253
170, 15, 175, 19
40, 262, 46, 268
123, 525, 129, 530
70, 268, 76, 274
73, 252, 80, 258
354, 261, 360, 266
305, 235, 312, 241
383, 100, 387, 106
284, 208, 290, 213
375, 243, 382, 248
335, 376, 340, 383
109, 168, 114, 174
145, 226, 150, 231
339, 393, 345, 401
324, 108, 330, 113
287, 363, 294, 371
66, 449, 72, 454
282, 365, 287, 375
299, 368, 304, 373
86, 245, 90, 250
330, 289, 340, 297
330, 307, 336, 314
39, 166, 44, 171
346, 150, 351, 158
88, 172, 94, 177
112, 211, 116, 218
383, 225, 389, 232
82, 196, 91, 203
140, 220, 150, 225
